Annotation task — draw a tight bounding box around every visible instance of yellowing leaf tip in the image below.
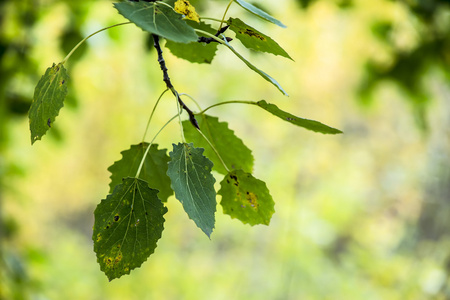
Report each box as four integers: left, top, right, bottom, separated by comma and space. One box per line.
174, 0, 200, 23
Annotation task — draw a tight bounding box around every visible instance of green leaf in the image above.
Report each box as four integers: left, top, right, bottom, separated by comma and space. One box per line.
93, 177, 167, 281
167, 143, 216, 237
222, 38, 288, 96
182, 114, 254, 175
165, 21, 218, 64
108, 143, 173, 202
29, 63, 69, 144
113, 1, 198, 43
256, 100, 343, 134
234, 0, 286, 28
218, 169, 275, 225
228, 18, 292, 60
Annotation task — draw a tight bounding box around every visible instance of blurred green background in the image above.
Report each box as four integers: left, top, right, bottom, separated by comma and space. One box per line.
1, 0, 450, 299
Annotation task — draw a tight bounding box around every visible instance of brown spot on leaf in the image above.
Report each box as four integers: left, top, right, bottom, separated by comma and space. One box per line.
239, 29, 266, 41
246, 191, 259, 208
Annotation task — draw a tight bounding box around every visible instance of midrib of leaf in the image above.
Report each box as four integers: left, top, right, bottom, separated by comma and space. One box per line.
184, 147, 202, 218
134, 182, 150, 249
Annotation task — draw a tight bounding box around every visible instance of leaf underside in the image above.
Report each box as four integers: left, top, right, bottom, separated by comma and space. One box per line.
165, 21, 218, 64
108, 143, 173, 202
234, 0, 287, 28
29, 63, 69, 144
113, 1, 198, 43
93, 178, 167, 281
228, 18, 292, 60
222, 38, 288, 96
183, 114, 254, 175
167, 143, 216, 237
219, 169, 275, 226
257, 100, 343, 134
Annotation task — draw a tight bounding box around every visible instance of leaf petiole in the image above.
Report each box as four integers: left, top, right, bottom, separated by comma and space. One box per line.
61, 22, 132, 65
218, 0, 234, 32
196, 128, 230, 173
179, 93, 202, 111
142, 89, 169, 142
135, 114, 178, 178
196, 100, 256, 115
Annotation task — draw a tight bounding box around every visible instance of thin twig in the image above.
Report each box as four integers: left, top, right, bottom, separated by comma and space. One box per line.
152, 34, 199, 129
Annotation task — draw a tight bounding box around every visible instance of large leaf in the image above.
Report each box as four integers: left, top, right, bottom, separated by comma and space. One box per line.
218, 169, 275, 225
228, 18, 292, 60
113, 1, 198, 43
222, 38, 288, 96
108, 143, 172, 202
182, 114, 253, 175
167, 143, 216, 237
93, 177, 167, 281
29, 63, 69, 144
234, 0, 286, 28
256, 100, 343, 134
165, 21, 218, 64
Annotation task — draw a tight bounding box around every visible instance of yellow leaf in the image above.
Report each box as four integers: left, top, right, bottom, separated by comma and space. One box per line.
174, 0, 200, 23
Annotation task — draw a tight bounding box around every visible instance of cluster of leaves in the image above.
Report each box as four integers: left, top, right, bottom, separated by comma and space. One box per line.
28, 0, 342, 280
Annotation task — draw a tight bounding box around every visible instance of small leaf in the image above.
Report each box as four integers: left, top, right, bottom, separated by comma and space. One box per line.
167, 143, 216, 237
234, 0, 286, 28
93, 178, 167, 281
182, 114, 254, 175
228, 18, 292, 60
113, 1, 198, 43
165, 21, 218, 64
108, 143, 173, 202
29, 63, 69, 144
174, 0, 200, 22
218, 169, 275, 225
222, 38, 288, 96
256, 100, 343, 134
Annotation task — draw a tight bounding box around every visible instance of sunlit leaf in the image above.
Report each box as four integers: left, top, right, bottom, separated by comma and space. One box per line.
228, 18, 292, 60
256, 100, 343, 134
174, 0, 200, 22
167, 143, 216, 237
183, 114, 254, 175
29, 63, 69, 144
108, 143, 173, 202
219, 169, 275, 225
165, 21, 218, 64
93, 178, 167, 281
234, 0, 286, 28
113, 1, 197, 43
222, 38, 288, 95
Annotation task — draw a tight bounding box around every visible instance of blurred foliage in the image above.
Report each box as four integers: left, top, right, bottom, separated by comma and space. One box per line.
296, 0, 450, 129
1, 0, 450, 299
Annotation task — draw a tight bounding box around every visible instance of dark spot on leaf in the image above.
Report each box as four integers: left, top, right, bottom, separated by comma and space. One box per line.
106, 226, 110, 229
47, 118, 51, 127
114, 215, 120, 222
60, 80, 65, 85
239, 29, 266, 41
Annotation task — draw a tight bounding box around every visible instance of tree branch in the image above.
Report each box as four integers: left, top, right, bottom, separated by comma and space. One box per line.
198, 25, 232, 44
152, 34, 199, 129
